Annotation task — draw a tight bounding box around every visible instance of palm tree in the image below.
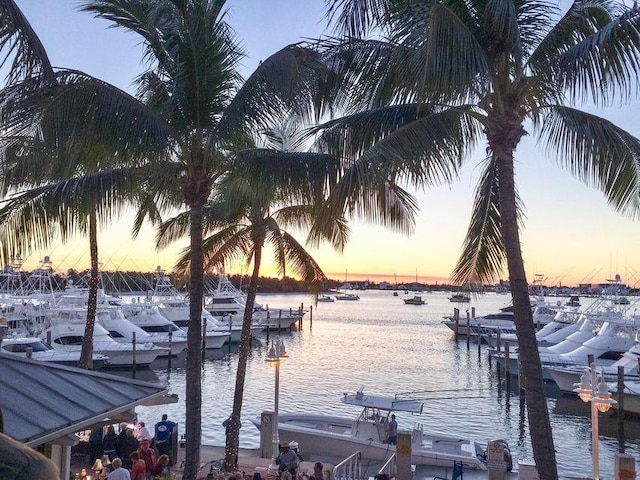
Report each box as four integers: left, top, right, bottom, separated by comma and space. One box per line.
317, 2, 640, 478
0, 0, 157, 369
157, 116, 344, 469
0, 168, 146, 368
0, 1, 336, 475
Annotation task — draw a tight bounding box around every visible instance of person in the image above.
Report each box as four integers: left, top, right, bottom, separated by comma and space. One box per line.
137, 439, 156, 480
106, 458, 130, 480
0, 431, 60, 480
300, 462, 324, 480
151, 454, 170, 477
275, 442, 298, 479
119, 429, 139, 470
222, 416, 241, 444
154, 414, 176, 462
129, 452, 146, 480
386, 414, 398, 445
102, 425, 119, 461
136, 422, 152, 443
89, 425, 104, 465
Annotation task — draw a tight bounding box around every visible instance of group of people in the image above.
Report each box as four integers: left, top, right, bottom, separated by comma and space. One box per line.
87, 414, 177, 480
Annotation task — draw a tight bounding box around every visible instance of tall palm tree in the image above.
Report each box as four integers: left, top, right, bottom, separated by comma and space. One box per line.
0, 1, 336, 476
317, 2, 640, 478
157, 117, 345, 469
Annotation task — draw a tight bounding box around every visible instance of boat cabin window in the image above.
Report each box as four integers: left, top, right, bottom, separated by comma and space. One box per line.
109, 330, 125, 338
143, 325, 177, 333
54, 336, 84, 345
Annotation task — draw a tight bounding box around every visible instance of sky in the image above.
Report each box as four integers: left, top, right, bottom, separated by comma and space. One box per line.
7, 0, 640, 287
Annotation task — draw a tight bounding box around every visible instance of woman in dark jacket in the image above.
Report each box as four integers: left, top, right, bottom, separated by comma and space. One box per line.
102, 425, 119, 461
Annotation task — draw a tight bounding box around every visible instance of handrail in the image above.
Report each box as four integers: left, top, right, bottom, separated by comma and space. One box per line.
378, 453, 396, 478
332, 451, 362, 480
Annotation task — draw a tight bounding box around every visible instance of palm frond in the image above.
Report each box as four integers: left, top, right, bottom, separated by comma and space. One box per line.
266, 227, 327, 293
552, 3, 640, 105
0, 0, 55, 85
450, 156, 507, 285
537, 105, 640, 217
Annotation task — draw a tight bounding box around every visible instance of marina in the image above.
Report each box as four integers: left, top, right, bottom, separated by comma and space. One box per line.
125, 289, 640, 479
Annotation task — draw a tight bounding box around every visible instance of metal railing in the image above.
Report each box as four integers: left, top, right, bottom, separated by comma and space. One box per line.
378, 453, 396, 479
333, 451, 362, 480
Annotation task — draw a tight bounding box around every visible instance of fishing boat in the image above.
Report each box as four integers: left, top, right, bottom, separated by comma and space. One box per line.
251, 388, 493, 470
317, 295, 335, 303
404, 296, 426, 305
334, 293, 360, 301
449, 293, 471, 303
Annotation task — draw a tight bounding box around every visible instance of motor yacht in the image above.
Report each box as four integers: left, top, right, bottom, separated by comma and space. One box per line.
0, 336, 108, 368
119, 302, 188, 356
40, 306, 164, 368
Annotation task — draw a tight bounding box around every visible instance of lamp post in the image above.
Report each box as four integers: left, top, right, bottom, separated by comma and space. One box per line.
573, 364, 617, 480
266, 338, 288, 465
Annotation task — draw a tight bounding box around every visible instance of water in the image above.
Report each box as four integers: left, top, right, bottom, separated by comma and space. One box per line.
127, 290, 640, 478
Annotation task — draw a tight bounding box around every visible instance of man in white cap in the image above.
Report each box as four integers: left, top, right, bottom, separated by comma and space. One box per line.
276, 441, 299, 479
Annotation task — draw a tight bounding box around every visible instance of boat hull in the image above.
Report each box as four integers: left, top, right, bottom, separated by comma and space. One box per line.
252, 414, 486, 470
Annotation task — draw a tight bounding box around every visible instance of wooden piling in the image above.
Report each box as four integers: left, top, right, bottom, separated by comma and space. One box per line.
618, 366, 625, 431
168, 329, 172, 370
132, 331, 137, 378
504, 341, 510, 378
454, 308, 460, 342
309, 305, 313, 329
202, 318, 208, 353
466, 310, 471, 349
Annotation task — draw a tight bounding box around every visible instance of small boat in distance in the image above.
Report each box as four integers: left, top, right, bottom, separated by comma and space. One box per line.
334, 293, 360, 301
317, 295, 335, 303
251, 388, 492, 470
404, 295, 426, 305
449, 293, 471, 303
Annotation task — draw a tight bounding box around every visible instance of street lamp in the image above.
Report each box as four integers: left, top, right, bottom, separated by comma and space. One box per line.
266, 338, 288, 466
573, 364, 617, 480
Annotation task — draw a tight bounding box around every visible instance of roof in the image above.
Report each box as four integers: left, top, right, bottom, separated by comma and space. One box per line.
341, 390, 424, 414
0, 353, 172, 446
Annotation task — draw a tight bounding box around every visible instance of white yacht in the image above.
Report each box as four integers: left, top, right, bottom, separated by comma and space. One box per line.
494, 313, 640, 380
251, 388, 497, 470
40, 306, 164, 368
547, 341, 640, 393
119, 302, 188, 356
0, 336, 109, 369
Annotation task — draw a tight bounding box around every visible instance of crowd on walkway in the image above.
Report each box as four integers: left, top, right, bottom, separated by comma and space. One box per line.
84, 414, 177, 480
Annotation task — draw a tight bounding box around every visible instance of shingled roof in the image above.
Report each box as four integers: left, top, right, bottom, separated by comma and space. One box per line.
0, 353, 172, 445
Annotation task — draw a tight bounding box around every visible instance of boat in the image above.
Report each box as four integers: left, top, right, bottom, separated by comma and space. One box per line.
449, 293, 470, 303
334, 293, 360, 301
547, 341, 640, 393
317, 295, 335, 303
39, 307, 164, 368
251, 389, 490, 470
442, 295, 558, 338
565, 296, 581, 307
404, 296, 426, 305
494, 313, 640, 380
0, 336, 108, 369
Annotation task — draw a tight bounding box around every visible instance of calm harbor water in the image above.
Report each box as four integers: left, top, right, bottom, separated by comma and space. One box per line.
127, 290, 640, 478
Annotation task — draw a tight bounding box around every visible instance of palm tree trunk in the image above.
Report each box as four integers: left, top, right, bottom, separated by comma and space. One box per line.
184, 203, 205, 480
497, 156, 558, 480
224, 241, 263, 470
79, 210, 98, 369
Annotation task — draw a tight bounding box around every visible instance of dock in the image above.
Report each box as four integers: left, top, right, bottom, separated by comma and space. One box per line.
172, 445, 523, 480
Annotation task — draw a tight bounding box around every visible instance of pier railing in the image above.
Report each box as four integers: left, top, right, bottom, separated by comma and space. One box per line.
378, 453, 397, 478
333, 451, 362, 480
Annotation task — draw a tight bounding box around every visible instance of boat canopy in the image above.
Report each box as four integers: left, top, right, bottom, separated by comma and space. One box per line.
341, 391, 423, 414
